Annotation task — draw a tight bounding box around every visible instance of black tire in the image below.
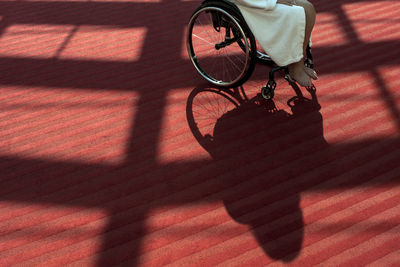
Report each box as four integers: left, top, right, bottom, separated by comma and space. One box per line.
187, 1, 257, 88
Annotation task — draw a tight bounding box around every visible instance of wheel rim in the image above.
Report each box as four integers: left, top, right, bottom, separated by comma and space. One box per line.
187, 7, 251, 87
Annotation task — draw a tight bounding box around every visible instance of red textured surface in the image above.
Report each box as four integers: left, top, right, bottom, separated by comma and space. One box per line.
0, 0, 399, 266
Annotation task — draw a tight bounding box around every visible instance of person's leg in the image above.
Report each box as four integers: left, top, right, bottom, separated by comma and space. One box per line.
295, 0, 316, 56
286, 0, 317, 86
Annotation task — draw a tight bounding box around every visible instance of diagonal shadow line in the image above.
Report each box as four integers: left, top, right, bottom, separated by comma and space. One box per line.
53, 25, 80, 59
0, 0, 201, 92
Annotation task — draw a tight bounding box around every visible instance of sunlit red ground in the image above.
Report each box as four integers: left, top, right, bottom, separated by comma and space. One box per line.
0, 0, 399, 266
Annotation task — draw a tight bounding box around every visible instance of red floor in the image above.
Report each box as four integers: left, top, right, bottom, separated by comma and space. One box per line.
0, 0, 399, 266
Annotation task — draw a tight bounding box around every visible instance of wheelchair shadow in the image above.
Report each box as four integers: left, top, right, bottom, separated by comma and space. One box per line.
187, 84, 326, 261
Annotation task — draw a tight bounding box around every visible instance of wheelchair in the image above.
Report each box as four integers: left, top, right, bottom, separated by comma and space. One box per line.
187, 0, 314, 99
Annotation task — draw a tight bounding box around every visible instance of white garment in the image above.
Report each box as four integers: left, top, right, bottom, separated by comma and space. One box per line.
234, 0, 306, 66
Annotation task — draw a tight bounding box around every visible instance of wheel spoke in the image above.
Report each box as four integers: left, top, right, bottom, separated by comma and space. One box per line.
188, 6, 253, 87
192, 34, 215, 46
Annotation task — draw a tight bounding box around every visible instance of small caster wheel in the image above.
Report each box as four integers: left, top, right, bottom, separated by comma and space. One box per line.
261, 80, 276, 100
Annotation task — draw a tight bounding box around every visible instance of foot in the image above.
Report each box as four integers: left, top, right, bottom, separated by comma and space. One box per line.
304, 66, 318, 80
288, 62, 312, 87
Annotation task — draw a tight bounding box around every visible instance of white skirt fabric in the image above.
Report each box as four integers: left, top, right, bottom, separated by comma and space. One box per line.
234, 2, 306, 66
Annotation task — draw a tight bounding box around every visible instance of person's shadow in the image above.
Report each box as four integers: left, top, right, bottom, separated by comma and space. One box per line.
187, 84, 327, 261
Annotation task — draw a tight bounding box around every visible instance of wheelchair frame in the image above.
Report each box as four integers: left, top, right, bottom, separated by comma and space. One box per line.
187, 0, 314, 100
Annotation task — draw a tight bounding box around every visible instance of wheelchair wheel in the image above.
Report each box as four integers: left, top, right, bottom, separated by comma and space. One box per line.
187, 3, 257, 88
